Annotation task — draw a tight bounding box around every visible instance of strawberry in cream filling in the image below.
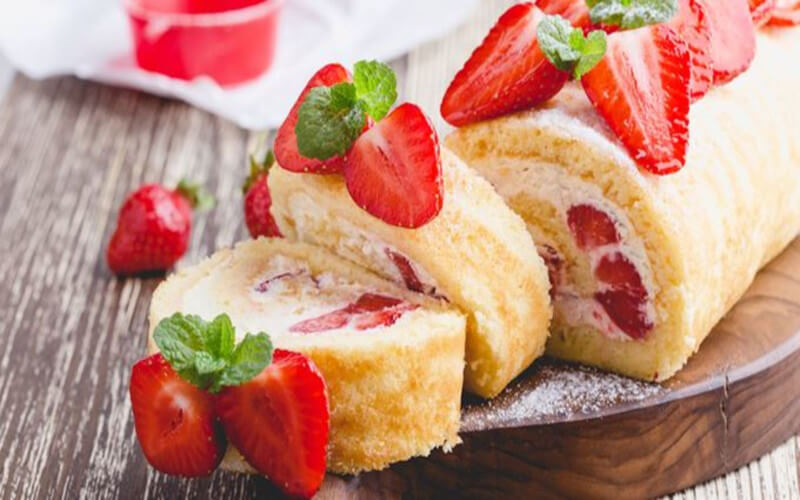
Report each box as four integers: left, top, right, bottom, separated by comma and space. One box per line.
179, 254, 419, 338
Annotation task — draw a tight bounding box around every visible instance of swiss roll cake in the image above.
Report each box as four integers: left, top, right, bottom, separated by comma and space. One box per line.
148, 238, 466, 474
268, 149, 553, 398
446, 28, 800, 382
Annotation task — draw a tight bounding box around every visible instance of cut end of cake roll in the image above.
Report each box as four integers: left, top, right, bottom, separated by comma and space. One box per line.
267, 148, 553, 398
148, 238, 466, 474
446, 29, 800, 382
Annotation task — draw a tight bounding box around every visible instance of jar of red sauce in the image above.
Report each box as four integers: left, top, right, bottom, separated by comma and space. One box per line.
124, 0, 283, 86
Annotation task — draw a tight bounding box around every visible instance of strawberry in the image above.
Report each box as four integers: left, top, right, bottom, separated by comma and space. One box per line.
274, 63, 352, 174
440, 3, 569, 127
593, 252, 653, 339
670, 0, 714, 100
385, 249, 425, 293
537, 0, 592, 29
749, 0, 777, 26
129, 354, 225, 477
107, 180, 212, 276
216, 350, 329, 499
289, 293, 417, 334
344, 103, 443, 229
567, 204, 620, 250
769, 0, 800, 25
243, 151, 282, 239
581, 25, 691, 175
696, 0, 756, 84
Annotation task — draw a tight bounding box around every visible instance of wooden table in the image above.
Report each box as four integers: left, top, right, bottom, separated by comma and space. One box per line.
0, 1, 798, 498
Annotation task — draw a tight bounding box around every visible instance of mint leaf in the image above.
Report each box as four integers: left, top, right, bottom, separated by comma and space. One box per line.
153, 312, 274, 393
194, 351, 227, 376
154, 314, 208, 384
214, 333, 273, 392
586, 0, 678, 29
295, 83, 366, 161
538, 15, 607, 80
353, 60, 397, 121
205, 314, 235, 360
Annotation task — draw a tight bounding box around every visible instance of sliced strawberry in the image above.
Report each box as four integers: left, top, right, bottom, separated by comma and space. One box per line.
595, 290, 653, 339
749, 0, 777, 26
440, 3, 569, 126
567, 204, 621, 250
274, 64, 352, 174
537, 0, 592, 29
582, 25, 691, 175
290, 293, 418, 333
696, 0, 756, 84
344, 103, 443, 229
769, 0, 800, 24
129, 354, 225, 477
594, 252, 646, 295
538, 244, 564, 298
216, 350, 329, 498
593, 252, 653, 339
385, 249, 425, 293
670, 0, 714, 100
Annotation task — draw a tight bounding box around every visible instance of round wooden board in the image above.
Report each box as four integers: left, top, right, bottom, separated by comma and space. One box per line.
316, 238, 800, 499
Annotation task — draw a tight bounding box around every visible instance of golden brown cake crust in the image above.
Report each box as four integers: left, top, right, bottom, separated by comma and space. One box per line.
148, 238, 466, 474
446, 28, 800, 381
268, 149, 553, 398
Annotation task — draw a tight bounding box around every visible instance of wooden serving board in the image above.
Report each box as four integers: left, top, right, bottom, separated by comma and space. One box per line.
319, 238, 800, 499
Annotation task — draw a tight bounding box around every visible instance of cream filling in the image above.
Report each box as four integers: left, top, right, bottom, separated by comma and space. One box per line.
285, 193, 442, 296
480, 159, 658, 341
179, 254, 406, 341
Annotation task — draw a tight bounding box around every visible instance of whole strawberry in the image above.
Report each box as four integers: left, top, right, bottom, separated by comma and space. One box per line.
243, 151, 282, 239
107, 180, 213, 276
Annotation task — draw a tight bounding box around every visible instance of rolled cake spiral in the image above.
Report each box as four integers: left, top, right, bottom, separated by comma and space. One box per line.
268, 149, 553, 398
446, 28, 800, 381
148, 238, 466, 473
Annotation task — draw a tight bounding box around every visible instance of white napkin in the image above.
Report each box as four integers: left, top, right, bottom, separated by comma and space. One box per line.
0, 0, 477, 129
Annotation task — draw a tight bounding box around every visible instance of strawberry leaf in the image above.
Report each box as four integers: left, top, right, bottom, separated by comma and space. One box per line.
353, 60, 398, 121
587, 0, 679, 29
538, 15, 607, 79
296, 83, 366, 160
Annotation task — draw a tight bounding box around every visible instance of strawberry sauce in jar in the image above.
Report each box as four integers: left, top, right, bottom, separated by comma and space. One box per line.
124, 0, 283, 85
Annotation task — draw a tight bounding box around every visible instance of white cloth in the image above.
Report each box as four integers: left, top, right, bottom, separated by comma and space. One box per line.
0, 0, 477, 129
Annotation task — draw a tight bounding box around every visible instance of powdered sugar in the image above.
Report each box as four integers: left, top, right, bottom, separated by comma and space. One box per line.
461, 359, 664, 432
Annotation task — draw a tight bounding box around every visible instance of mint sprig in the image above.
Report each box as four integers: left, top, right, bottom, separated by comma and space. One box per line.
153, 312, 273, 393
586, 0, 678, 29
539, 15, 608, 80
295, 60, 398, 161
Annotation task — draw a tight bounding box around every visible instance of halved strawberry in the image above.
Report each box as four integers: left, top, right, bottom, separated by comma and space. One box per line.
769, 0, 800, 24
129, 354, 225, 477
567, 204, 620, 251
670, 0, 714, 100
216, 350, 329, 499
345, 103, 443, 229
440, 3, 569, 126
749, 0, 777, 26
581, 25, 691, 175
274, 64, 352, 174
696, 0, 756, 84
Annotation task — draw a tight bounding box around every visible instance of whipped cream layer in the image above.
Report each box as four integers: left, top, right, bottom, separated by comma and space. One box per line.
179, 253, 418, 340
286, 193, 444, 297
481, 159, 658, 341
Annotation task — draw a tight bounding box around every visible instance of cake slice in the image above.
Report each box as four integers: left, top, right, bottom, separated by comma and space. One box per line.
148, 238, 466, 474
446, 28, 800, 381
268, 148, 553, 398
